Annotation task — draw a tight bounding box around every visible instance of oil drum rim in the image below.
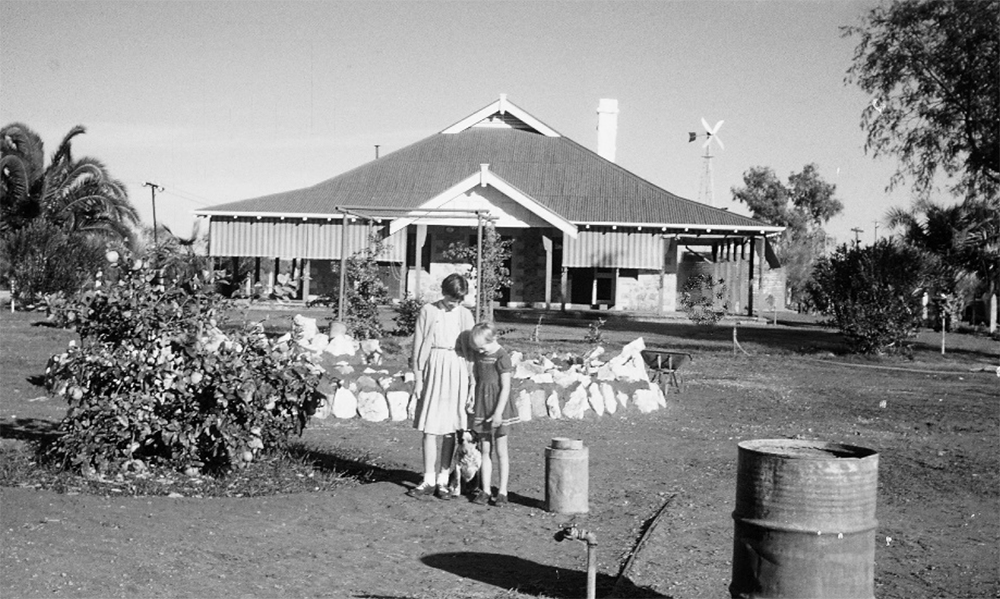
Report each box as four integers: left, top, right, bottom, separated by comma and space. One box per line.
738, 438, 878, 460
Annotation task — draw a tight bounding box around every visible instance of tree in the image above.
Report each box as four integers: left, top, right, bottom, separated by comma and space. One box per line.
886, 197, 1000, 319
1, 123, 140, 303
732, 164, 843, 306
442, 223, 512, 322
843, 0, 1000, 201
809, 239, 926, 354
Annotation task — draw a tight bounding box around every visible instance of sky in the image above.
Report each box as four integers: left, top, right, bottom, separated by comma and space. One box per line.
2, 0, 923, 245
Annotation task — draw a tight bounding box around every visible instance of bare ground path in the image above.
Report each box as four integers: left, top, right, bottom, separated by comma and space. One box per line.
2, 310, 998, 598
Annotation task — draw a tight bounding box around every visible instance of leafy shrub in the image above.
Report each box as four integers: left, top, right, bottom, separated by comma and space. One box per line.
680, 274, 730, 325
312, 232, 392, 339
2, 219, 105, 307
393, 296, 423, 336
585, 318, 606, 345
809, 239, 925, 354
441, 223, 512, 322
43, 254, 325, 476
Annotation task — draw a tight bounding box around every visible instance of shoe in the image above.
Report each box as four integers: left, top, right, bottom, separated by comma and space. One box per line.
434, 485, 452, 500
470, 490, 490, 505
492, 493, 508, 507
407, 483, 435, 498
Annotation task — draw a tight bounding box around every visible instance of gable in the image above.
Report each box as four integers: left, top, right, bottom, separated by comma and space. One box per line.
441, 94, 560, 137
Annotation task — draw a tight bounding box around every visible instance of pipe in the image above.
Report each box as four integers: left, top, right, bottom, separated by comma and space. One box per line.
555, 524, 597, 599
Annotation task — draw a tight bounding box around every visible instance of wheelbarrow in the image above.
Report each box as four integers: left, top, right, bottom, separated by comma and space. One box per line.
640, 349, 692, 394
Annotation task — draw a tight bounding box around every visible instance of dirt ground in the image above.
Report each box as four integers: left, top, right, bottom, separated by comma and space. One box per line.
2, 310, 998, 598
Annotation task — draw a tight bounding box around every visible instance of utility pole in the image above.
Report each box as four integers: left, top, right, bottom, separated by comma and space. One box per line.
143, 182, 164, 246
374, 145, 380, 159
873, 221, 880, 245
851, 227, 864, 245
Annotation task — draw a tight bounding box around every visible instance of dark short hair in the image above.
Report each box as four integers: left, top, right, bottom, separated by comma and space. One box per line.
441, 273, 468, 298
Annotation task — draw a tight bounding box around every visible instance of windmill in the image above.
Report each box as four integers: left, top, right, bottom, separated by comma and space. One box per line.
689, 118, 725, 206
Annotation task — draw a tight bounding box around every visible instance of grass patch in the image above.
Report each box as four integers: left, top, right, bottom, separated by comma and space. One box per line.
0, 440, 362, 498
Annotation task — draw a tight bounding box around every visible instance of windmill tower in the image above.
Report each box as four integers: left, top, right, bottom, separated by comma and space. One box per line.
689, 118, 725, 206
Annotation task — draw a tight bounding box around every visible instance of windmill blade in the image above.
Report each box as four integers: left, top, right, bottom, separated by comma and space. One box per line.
701, 117, 712, 133
714, 135, 725, 150
711, 120, 724, 135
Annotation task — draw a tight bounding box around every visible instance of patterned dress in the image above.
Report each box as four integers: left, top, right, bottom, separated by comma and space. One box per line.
471, 346, 519, 435
411, 300, 474, 435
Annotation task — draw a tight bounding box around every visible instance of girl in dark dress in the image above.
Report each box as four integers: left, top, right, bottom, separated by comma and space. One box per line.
468, 322, 518, 506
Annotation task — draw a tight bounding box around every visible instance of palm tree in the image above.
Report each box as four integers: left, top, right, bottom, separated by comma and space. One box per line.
1, 123, 140, 303
0, 123, 46, 233
886, 198, 1000, 324
2, 123, 138, 239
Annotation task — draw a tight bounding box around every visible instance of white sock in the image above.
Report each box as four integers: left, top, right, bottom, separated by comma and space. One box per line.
422, 473, 435, 487
436, 471, 450, 487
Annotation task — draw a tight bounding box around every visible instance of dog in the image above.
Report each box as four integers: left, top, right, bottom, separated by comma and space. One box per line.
448, 429, 482, 497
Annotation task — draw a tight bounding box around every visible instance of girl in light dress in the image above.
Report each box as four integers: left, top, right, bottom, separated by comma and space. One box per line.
408, 274, 475, 500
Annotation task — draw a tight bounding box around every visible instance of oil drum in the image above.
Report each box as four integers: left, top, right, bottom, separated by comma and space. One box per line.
730, 439, 879, 599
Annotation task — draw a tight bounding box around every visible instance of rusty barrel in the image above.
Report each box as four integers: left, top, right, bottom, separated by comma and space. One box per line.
545, 438, 589, 514
730, 439, 879, 599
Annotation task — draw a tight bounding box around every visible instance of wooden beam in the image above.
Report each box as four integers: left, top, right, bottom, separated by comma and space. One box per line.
560, 267, 568, 311
542, 234, 553, 309
747, 238, 755, 317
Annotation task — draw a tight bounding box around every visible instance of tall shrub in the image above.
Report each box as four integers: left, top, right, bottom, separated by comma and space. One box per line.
809, 239, 925, 354
680, 274, 730, 325
44, 254, 324, 476
2, 219, 105, 306
442, 223, 512, 321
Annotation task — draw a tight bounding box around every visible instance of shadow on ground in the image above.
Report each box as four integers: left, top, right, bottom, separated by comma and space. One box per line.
421, 552, 669, 598
0, 417, 60, 444
289, 445, 420, 488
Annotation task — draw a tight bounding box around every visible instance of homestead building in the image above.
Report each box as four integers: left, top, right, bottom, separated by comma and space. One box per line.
196, 95, 784, 315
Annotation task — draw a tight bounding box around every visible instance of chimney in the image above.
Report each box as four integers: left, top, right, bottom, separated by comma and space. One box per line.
597, 98, 619, 163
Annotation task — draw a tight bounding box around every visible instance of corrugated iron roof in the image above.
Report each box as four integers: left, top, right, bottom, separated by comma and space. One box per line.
200, 126, 773, 230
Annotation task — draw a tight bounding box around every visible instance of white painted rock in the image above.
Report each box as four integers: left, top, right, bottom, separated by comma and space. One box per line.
304, 333, 329, 354
563, 384, 589, 419
552, 369, 580, 388
386, 391, 410, 422
357, 390, 389, 422
584, 346, 605, 363
530, 389, 548, 418
596, 363, 616, 381
514, 361, 546, 379
332, 387, 358, 419
546, 391, 562, 419
355, 375, 379, 390
530, 372, 554, 384
360, 338, 381, 356
514, 389, 533, 422
650, 382, 667, 408
325, 334, 358, 357
617, 391, 629, 410
378, 376, 394, 390
292, 314, 319, 343
633, 388, 659, 414
587, 383, 605, 417
600, 382, 617, 415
